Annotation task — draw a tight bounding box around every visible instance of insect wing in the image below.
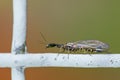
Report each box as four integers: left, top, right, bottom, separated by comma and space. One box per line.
73, 43, 90, 48
73, 40, 109, 51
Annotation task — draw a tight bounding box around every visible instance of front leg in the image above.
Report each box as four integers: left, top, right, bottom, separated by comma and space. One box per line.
59, 46, 65, 53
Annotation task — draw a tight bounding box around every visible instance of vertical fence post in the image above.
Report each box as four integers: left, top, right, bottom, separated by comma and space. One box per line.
11, 0, 27, 80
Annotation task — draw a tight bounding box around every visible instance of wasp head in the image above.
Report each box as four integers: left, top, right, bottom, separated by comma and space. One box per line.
46, 43, 57, 48
46, 43, 63, 48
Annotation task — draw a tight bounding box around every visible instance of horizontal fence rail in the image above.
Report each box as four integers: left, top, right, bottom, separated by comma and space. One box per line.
0, 53, 120, 68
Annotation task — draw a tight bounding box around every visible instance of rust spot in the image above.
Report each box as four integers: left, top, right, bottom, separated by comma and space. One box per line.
14, 60, 18, 64
110, 60, 113, 64
54, 58, 57, 60
62, 56, 65, 59
76, 63, 78, 65
90, 61, 92, 63
40, 56, 44, 59
88, 64, 90, 66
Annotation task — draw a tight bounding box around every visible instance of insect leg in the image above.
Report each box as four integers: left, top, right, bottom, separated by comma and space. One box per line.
55, 46, 65, 60
83, 48, 87, 53
59, 47, 63, 53
73, 48, 79, 53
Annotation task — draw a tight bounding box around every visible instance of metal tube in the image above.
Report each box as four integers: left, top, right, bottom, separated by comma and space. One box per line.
11, 0, 27, 80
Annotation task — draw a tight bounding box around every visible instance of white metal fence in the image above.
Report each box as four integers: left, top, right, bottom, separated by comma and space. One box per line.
0, 0, 120, 80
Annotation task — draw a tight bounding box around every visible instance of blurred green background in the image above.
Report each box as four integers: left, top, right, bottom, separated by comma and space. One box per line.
27, 0, 120, 53
0, 0, 120, 80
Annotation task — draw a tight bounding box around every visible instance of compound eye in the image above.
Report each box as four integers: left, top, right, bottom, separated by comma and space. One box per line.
46, 44, 49, 48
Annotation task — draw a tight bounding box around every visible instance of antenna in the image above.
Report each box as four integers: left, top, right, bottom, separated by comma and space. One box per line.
40, 32, 48, 43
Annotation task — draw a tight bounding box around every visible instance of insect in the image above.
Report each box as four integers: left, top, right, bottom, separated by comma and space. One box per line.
40, 32, 109, 53
46, 40, 109, 53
